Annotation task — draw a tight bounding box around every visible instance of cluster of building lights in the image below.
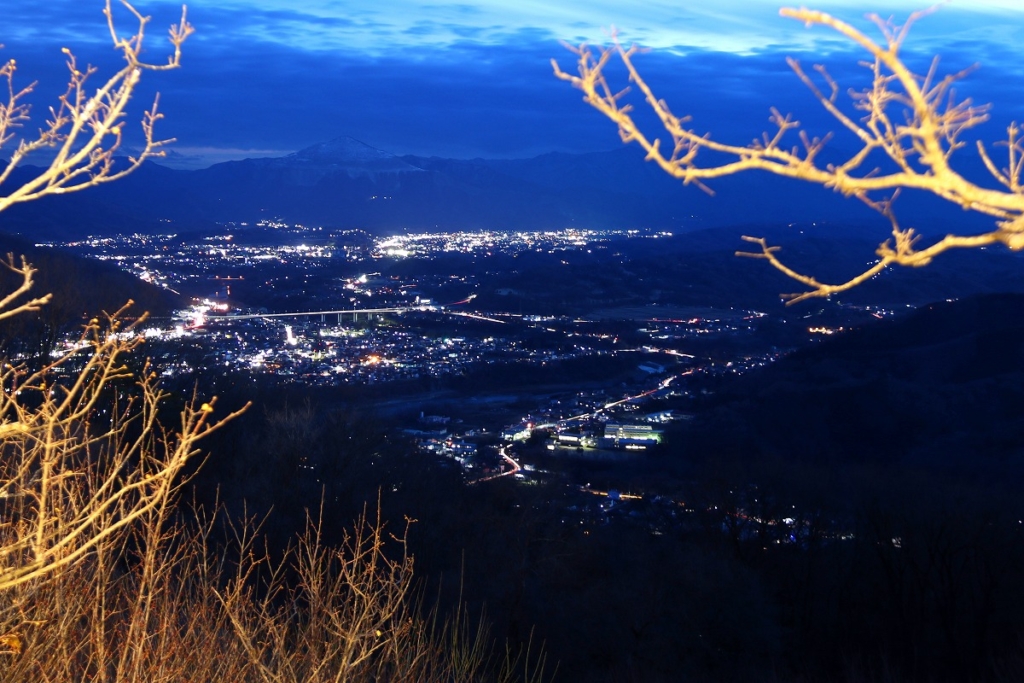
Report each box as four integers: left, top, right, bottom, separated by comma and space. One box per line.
373, 228, 672, 259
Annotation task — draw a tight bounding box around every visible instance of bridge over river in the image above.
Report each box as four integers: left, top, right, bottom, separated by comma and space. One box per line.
206, 304, 442, 323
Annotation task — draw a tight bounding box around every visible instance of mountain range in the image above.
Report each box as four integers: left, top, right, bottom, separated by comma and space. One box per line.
0, 136, 1000, 240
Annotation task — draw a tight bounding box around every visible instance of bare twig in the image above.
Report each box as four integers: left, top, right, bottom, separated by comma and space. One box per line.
0, 305, 250, 593
554, 7, 1024, 303
0, 0, 193, 212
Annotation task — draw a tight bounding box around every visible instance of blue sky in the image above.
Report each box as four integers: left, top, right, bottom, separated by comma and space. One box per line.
5, 1, 1024, 168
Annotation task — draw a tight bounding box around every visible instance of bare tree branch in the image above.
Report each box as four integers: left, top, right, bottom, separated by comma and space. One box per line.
553, 7, 1024, 303
0, 6, 525, 681
0, 306, 250, 593
0, 0, 193, 212
0, 1, 243, 597
0, 255, 51, 321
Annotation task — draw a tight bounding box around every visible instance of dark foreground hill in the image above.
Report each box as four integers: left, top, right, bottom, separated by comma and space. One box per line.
0, 234, 181, 356
188, 291, 1024, 683
683, 292, 1024, 474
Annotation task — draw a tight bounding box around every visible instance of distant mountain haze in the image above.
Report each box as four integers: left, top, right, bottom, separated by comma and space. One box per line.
0, 136, 999, 240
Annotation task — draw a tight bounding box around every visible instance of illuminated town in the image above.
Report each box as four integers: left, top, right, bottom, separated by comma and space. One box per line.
35, 221, 913, 554
44, 223, 795, 485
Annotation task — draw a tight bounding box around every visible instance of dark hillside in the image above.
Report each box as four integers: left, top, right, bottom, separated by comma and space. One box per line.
683, 292, 1024, 472
0, 233, 181, 356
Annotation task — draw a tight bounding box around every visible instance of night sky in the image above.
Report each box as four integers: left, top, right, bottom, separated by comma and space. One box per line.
5, 1, 1024, 169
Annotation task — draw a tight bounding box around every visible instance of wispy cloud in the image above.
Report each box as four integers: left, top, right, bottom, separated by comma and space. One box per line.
4, 1, 1022, 168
